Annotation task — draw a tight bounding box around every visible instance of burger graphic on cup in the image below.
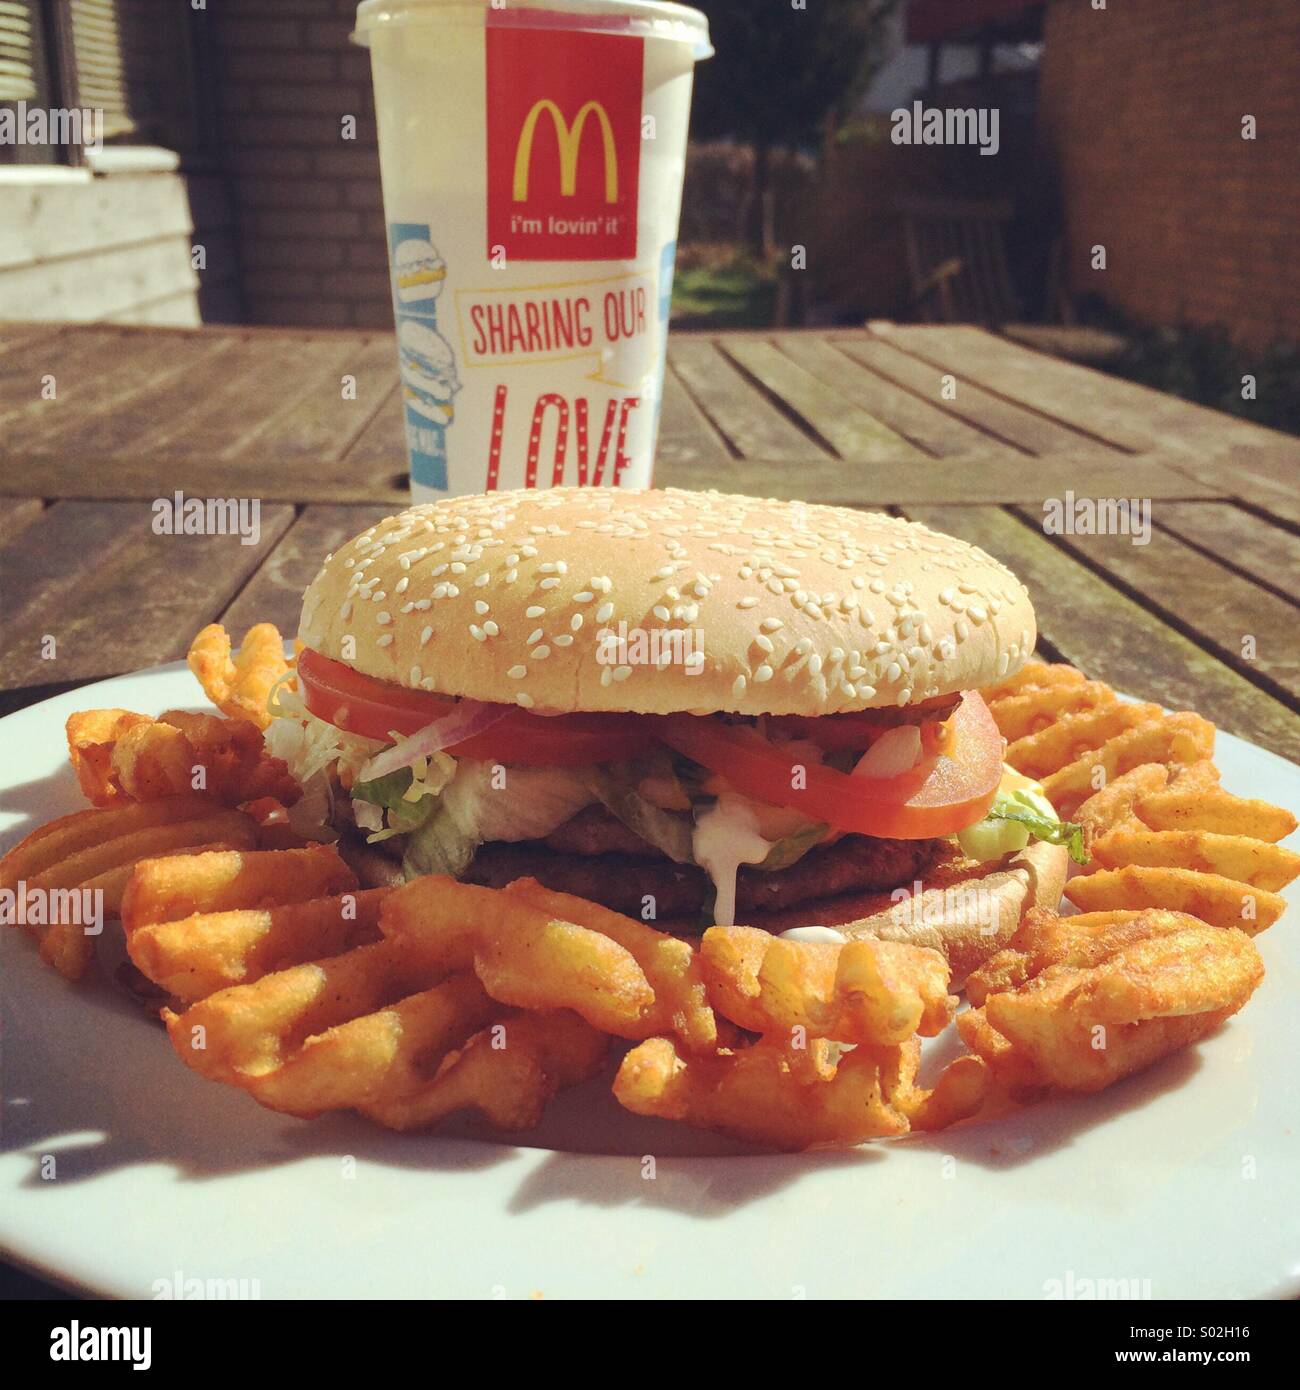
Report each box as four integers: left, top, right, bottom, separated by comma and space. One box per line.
398, 318, 460, 425
393, 237, 447, 305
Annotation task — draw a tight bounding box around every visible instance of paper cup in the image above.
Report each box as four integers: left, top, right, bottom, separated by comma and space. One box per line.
354, 0, 712, 501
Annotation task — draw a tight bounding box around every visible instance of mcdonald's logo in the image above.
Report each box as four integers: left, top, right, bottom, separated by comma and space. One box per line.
487, 25, 643, 261
513, 100, 619, 205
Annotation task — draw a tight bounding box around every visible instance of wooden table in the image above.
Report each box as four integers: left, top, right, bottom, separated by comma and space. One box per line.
2, 319, 1298, 762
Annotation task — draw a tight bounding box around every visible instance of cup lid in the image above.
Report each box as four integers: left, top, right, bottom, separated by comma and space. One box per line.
354, 0, 712, 57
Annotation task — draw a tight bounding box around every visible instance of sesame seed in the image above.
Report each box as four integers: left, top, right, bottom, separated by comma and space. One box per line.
525, 605, 545, 618
540, 577, 560, 590
376, 611, 392, 626
570, 614, 583, 631
420, 626, 433, 645
516, 692, 535, 708
531, 645, 551, 660
732, 674, 747, 697
753, 664, 773, 683
596, 602, 614, 623
484, 621, 499, 637
755, 635, 774, 654
574, 591, 595, 604
612, 665, 633, 682
409, 665, 422, 684
507, 664, 527, 680
738, 596, 760, 609
527, 628, 543, 645
554, 634, 573, 647
470, 625, 485, 641
377, 634, 394, 648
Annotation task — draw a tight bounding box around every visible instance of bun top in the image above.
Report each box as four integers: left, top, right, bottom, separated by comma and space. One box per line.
298, 487, 1037, 716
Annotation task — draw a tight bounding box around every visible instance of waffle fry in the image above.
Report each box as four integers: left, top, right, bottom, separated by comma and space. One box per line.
1090, 828, 1300, 893
383, 874, 711, 1042
1069, 770, 1299, 935
959, 910, 1263, 1092
359, 1009, 608, 1132
67, 708, 299, 808
163, 935, 606, 1131
122, 844, 356, 928
1, 798, 258, 981
188, 622, 293, 730
126, 884, 392, 1003
700, 924, 955, 1045
986, 661, 1297, 941
614, 1032, 919, 1150
502, 878, 717, 1051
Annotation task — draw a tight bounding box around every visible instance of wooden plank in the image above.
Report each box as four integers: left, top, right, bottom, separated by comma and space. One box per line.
1161, 443, 1300, 525
878, 324, 1300, 465
0, 501, 143, 637
844, 337, 1117, 457
653, 365, 736, 485
667, 337, 828, 460
1154, 502, 1300, 603
226, 337, 400, 462
340, 382, 407, 477
0, 451, 409, 505
0, 321, 72, 361
718, 337, 925, 462
30, 333, 242, 453
129, 337, 359, 458
899, 504, 1300, 763
0, 498, 45, 544
1009, 505, 1300, 704
0, 500, 295, 690
722, 453, 1218, 508
781, 337, 996, 457
221, 504, 397, 637
0, 327, 205, 437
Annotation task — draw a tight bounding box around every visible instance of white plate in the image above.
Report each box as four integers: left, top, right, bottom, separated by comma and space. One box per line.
2, 662, 1298, 1300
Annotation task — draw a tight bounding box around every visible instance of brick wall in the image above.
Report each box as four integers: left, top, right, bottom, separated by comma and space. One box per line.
211, 0, 392, 328
1038, 0, 1299, 347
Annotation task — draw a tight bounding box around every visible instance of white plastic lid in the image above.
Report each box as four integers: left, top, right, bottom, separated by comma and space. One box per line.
354, 0, 713, 57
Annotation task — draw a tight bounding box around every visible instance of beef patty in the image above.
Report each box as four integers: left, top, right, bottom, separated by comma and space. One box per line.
463, 830, 944, 922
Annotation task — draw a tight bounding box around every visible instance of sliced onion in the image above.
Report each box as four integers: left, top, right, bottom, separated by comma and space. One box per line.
852, 724, 922, 780
358, 699, 508, 781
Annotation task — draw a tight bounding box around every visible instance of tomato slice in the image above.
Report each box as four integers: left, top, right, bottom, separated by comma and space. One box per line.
296, 647, 645, 765
298, 648, 454, 738
656, 692, 1003, 838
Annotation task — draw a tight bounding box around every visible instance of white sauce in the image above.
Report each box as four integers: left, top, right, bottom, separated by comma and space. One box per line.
778, 925, 848, 944
692, 793, 773, 927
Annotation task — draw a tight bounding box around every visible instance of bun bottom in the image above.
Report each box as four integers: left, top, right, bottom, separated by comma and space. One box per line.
667, 840, 1069, 990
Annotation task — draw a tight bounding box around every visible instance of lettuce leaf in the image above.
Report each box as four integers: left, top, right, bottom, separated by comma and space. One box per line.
985, 789, 1088, 865
585, 767, 694, 863
352, 768, 437, 837
399, 759, 595, 881
755, 819, 828, 872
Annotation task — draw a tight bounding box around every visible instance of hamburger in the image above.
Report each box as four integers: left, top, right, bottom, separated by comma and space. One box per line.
272, 488, 1080, 983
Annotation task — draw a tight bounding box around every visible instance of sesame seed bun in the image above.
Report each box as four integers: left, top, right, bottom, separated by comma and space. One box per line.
298, 487, 1037, 716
